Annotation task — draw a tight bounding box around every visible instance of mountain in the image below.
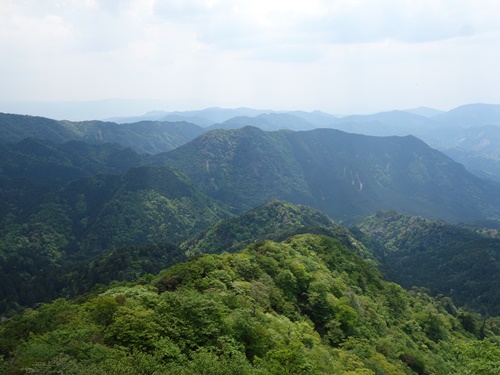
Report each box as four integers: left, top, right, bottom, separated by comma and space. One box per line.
0, 113, 81, 143
2, 233, 499, 374
299, 105, 500, 184
208, 113, 316, 131
443, 146, 500, 182
0, 138, 143, 184
353, 210, 500, 315
285, 110, 339, 127
181, 200, 370, 258
107, 107, 275, 126
330, 110, 436, 137
434, 103, 500, 127
155, 126, 500, 223
0, 113, 204, 154
73, 166, 232, 252
74, 120, 204, 154
0, 163, 231, 312
153, 126, 312, 212
404, 106, 445, 117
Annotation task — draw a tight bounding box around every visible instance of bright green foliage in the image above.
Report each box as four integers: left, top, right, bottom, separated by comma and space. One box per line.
452, 338, 500, 374
1, 234, 499, 374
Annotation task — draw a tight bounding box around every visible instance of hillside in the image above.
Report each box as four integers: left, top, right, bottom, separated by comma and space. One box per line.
0, 138, 143, 184
154, 126, 313, 212
353, 211, 500, 315
1, 233, 499, 374
0, 113, 204, 154
208, 113, 316, 131
155, 126, 500, 222
0, 163, 231, 312
181, 200, 370, 259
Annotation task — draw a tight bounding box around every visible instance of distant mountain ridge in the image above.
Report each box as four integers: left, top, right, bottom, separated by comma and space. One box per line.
0, 113, 204, 154
404, 106, 445, 117
102, 104, 500, 183
155, 126, 500, 222
208, 113, 317, 131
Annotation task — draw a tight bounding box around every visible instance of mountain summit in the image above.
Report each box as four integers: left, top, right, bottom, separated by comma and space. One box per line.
155, 126, 500, 222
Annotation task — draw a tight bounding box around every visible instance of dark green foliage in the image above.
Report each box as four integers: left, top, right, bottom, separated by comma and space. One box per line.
181, 199, 362, 257
156, 126, 500, 222
0, 157, 229, 313
0, 138, 143, 184
63, 242, 186, 298
0, 113, 80, 143
77, 166, 231, 251
155, 126, 313, 212
355, 210, 500, 315
0, 113, 204, 154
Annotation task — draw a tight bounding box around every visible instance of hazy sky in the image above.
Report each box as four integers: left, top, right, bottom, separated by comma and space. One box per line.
2, 0, 500, 117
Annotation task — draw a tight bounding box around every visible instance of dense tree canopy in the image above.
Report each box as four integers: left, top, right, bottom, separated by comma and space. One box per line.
1, 234, 499, 374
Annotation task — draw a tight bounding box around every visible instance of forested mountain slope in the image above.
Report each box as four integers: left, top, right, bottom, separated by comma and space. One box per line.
0, 138, 143, 183
0, 113, 204, 154
353, 211, 500, 315
1, 233, 499, 374
181, 200, 367, 257
0, 164, 230, 313
155, 126, 500, 222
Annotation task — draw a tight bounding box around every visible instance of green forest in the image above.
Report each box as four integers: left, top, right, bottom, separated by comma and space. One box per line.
1, 113, 500, 374
2, 234, 500, 374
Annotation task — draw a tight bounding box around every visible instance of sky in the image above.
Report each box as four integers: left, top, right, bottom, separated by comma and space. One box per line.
1, 0, 500, 119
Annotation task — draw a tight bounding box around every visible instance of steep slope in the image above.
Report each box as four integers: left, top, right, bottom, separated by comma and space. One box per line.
0, 113, 204, 154
325, 105, 500, 182
0, 113, 81, 142
74, 166, 232, 251
181, 200, 369, 258
0, 165, 231, 312
2, 233, 499, 374
155, 126, 500, 222
0, 138, 143, 184
354, 210, 500, 315
154, 126, 313, 211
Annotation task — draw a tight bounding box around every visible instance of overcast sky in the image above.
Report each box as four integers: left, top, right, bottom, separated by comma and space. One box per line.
1, 0, 500, 118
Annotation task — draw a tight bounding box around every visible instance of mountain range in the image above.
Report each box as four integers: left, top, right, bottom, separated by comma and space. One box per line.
156, 125, 500, 222
2, 103, 500, 373
5, 103, 500, 183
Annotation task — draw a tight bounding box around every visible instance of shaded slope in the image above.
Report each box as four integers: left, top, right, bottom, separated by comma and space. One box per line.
69, 166, 232, 251
354, 210, 500, 315
0, 113, 204, 154
0, 138, 143, 184
0, 165, 231, 312
155, 126, 500, 222
181, 200, 369, 258
155, 126, 312, 211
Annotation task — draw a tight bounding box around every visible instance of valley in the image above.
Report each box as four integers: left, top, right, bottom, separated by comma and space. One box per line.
1, 106, 500, 374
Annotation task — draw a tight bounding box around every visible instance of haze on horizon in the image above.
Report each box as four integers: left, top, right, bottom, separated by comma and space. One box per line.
1, 0, 500, 120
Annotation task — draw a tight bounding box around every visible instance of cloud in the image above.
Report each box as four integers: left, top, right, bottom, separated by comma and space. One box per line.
1, 0, 500, 112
